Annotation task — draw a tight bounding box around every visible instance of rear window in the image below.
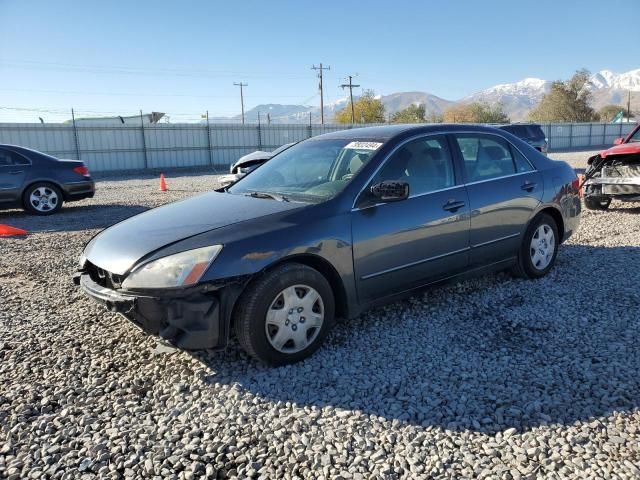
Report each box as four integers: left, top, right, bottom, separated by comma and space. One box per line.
525, 125, 544, 139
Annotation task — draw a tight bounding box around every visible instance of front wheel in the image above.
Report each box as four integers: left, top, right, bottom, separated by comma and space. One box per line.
234, 263, 335, 365
513, 213, 559, 279
23, 182, 63, 215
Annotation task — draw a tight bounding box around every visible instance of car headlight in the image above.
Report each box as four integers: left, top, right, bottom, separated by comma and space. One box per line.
122, 245, 222, 289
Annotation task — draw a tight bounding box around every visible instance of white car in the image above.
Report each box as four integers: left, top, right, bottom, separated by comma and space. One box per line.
219, 142, 296, 187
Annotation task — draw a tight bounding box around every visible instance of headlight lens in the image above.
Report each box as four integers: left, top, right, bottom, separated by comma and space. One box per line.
122, 245, 222, 289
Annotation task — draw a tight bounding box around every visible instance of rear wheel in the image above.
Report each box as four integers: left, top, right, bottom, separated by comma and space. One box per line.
512, 213, 559, 279
234, 263, 335, 365
584, 196, 611, 210
23, 182, 63, 215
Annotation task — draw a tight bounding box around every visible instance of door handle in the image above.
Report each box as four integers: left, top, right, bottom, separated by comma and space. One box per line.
8, 170, 24, 175
521, 180, 537, 192
442, 199, 465, 212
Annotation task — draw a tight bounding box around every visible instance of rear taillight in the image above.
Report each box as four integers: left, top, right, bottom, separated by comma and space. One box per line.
73, 165, 90, 177
572, 177, 583, 197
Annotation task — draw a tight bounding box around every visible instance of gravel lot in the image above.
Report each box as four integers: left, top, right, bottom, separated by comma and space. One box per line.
1, 150, 639, 479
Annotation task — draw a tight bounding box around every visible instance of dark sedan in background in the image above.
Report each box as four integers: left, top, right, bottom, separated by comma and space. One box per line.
76, 124, 580, 365
496, 123, 548, 154
0, 145, 94, 215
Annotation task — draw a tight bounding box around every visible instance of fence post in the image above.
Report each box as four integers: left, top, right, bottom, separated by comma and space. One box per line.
71, 108, 81, 160
308, 112, 312, 138
206, 110, 215, 170
602, 122, 606, 145
588, 122, 593, 147
568, 123, 573, 149
257, 112, 262, 150
139, 110, 148, 169
619, 122, 624, 139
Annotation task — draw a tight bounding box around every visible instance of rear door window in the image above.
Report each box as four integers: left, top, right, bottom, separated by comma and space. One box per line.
0, 149, 30, 166
454, 134, 518, 182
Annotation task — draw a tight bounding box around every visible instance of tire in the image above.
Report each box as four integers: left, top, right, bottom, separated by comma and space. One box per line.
512, 213, 559, 279
584, 196, 611, 211
23, 182, 64, 215
234, 263, 335, 366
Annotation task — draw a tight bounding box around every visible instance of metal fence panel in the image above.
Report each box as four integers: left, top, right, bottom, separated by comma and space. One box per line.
0, 121, 636, 172
0, 124, 77, 158
145, 124, 209, 169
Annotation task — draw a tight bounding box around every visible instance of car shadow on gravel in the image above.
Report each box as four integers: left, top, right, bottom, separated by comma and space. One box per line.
194, 244, 640, 434
0, 204, 149, 233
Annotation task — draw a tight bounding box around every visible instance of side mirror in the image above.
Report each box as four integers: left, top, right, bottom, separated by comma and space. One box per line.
370, 181, 409, 202
614, 137, 625, 145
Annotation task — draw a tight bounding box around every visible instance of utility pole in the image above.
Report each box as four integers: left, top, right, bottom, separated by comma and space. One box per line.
627, 91, 632, 122
311, 63, 330, 124
340, 75, 360, 124
233, 82, 248, 124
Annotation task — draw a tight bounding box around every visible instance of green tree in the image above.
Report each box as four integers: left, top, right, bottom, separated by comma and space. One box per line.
425, 112, 444, 123
391, 103, 426, 123
598, 104, 625, 122
334, 90, 385, 124
529, 69, 598, 122
443, 102, 509, 123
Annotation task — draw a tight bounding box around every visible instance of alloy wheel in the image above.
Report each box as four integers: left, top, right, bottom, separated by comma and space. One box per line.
29, 187, 59, 213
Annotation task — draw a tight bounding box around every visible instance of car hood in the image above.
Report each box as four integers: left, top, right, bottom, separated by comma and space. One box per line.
600, 142, 640, 158
84, 191, 304, 275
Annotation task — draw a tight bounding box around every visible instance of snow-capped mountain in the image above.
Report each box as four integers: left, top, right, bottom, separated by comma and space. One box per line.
463, 78, 552, 121
211, 68, 639, 124
465, 78, 551, 99
463, 69, 640, 120
590, 69, 640, 91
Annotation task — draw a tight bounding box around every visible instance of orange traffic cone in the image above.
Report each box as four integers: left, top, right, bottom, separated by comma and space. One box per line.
159, 173, 167, 192
0, 224, 28, 237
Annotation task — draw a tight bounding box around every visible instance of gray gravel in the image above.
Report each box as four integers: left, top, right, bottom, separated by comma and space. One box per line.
1, 152, 639, 479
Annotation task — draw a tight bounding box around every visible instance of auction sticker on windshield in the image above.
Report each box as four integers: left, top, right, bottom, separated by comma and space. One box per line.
344, 141, 383, 150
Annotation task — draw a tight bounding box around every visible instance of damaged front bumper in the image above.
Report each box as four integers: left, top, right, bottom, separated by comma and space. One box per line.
584, 164, 640, 200
73, 272, 241, 350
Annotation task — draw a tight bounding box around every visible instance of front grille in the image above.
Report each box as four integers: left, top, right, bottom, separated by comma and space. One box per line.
603, 165, 640, 178
603, 184, 640, 195
85, 261, 124, 289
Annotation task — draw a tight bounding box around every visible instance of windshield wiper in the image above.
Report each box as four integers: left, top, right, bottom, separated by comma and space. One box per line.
244, 191, 290, 202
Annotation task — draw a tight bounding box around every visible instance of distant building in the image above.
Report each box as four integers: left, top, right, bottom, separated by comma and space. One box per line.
66, 112, 165, 125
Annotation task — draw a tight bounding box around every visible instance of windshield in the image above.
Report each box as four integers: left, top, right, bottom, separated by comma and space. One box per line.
228, 138, 382, 202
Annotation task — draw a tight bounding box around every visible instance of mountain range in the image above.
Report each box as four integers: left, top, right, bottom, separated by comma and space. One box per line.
220, 69, 640, 124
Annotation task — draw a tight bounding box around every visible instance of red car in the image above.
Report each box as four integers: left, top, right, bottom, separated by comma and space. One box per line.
583, 123, 640, 210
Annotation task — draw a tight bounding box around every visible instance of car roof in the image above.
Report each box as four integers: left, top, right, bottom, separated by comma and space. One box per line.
314, 123, 513, 142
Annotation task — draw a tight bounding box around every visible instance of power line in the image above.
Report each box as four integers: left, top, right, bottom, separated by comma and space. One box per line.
340, 75, 360, 124
0, 87, 319, 100
311, 63, 330, 124
0, 59, 310, 79
233, 82, 248, 124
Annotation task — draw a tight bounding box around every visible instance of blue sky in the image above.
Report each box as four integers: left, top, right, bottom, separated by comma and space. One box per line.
1, 0, 638, 122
